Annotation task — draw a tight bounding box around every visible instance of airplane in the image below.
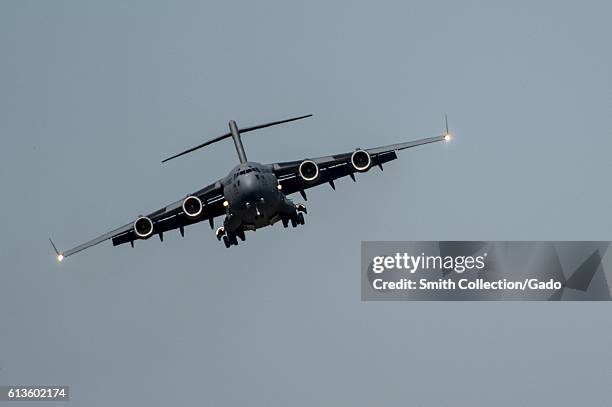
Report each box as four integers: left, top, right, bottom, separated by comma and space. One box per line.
49, 114, 452, 261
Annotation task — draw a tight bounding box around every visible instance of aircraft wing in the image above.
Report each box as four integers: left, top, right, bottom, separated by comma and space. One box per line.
271, 134, 449, 197
52, 180, 225, 260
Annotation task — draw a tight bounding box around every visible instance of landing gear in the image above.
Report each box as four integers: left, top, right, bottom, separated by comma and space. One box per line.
222, 233, 239, 247
219, 226, 242, 248
294, 203, 306, 226
289, 212, 305, 227
283, 204, 306, 228
216, 226, 225, 241
218, 202, 307, 247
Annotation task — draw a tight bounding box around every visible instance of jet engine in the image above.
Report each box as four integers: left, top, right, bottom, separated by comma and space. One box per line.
350, 149, 371, 172
299, 160, 320, 182
182, 195, 203, 218
133, 216, 154, 239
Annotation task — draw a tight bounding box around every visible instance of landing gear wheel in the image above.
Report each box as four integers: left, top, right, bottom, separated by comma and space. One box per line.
282, 218, 289, 228
297, 212, 305, 225
223, 235, 231, 248
216, 226, 226, 241
237, 229, 245, 241
291, 216, 298, 227
229, 234, 238, 246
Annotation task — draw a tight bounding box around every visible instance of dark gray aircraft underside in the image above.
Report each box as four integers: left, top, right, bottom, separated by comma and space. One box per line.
50, 114, 452, 261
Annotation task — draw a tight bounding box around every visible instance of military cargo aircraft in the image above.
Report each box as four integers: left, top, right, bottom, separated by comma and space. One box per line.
50, 114, 452, 261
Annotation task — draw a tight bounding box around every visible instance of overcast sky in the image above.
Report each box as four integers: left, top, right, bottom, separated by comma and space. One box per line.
1, 0, 611, 405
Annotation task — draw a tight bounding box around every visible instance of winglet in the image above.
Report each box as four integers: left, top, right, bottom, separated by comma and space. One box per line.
49, 238, 64, 262
443, 113, 452, 142
445, 113, 449, 134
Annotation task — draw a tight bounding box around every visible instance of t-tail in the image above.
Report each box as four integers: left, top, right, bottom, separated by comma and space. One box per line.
162, 114, 313, 164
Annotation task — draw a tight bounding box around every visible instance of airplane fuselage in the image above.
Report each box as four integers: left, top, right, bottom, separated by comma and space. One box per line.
221, 162, 296, 232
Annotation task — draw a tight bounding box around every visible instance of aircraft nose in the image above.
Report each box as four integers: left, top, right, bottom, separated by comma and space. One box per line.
241, 174, 257, 190
235, 175, 262, 204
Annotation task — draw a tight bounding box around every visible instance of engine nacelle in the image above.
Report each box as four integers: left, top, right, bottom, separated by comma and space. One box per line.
182, 195, 203, 218
350, 149, 371, 172
133, 216, 154, 239
299, 160, 320, 182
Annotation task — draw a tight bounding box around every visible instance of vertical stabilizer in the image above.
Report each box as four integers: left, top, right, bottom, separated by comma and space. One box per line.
229, 120, 248, 163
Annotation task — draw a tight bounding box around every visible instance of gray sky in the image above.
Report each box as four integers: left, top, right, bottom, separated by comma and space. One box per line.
1, 0, 611, 405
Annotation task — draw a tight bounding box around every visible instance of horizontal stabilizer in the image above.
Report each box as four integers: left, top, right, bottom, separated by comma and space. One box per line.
162, 114, 312, 163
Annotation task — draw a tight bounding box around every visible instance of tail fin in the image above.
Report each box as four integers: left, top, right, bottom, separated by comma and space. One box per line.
162, 114, 313, 164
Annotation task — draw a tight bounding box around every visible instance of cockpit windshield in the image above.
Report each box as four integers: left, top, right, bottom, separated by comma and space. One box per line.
237, 167, 261, 176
